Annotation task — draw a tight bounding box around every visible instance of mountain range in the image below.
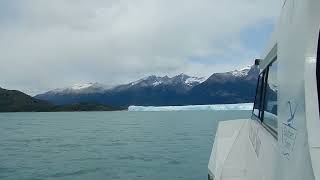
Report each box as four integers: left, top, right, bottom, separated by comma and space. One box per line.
34, 65, 259, 107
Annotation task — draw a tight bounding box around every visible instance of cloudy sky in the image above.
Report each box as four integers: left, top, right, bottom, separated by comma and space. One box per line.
0, 0, 282, 95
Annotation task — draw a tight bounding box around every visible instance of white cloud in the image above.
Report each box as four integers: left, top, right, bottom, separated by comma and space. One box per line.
0, 0, 281, 95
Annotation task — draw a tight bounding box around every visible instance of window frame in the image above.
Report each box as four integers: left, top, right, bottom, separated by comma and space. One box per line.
252, 58, 278, 139
252, 71, 266, 120
317, 30, 320, 115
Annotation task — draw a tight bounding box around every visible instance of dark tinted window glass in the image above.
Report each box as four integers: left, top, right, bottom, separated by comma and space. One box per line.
253, 73, 264, 118
263, 61, 278, 131
317, 31, 320, 114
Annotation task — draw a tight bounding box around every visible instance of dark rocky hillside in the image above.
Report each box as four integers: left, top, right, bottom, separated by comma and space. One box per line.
0, 87, 54, 112
0, 87, 123, 112
186, 66, 259, 104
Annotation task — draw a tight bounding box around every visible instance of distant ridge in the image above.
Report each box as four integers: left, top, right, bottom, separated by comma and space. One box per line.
35, 65, 259, 107
0, 87, 123, 112
0, 87, 53, 112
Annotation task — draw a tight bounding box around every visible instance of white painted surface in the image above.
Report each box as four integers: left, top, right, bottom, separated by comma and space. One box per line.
208, 0, 320, 179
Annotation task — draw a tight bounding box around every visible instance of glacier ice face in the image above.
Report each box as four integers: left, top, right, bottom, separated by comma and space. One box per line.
128, 103, 253, 111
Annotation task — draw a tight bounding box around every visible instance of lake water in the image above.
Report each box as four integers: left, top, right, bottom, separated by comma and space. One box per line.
0, 111, 250, 180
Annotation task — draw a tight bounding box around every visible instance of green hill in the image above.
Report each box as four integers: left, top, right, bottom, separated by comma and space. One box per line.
0, 87, 54, 112
0, 87, 124, 112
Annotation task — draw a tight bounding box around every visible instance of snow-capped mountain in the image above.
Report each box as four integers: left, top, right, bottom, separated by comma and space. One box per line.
112, 74, 207, 93
231, 66, 252, 77
204, 65, 258, 83
185, 76, 207, 86
128, 74, 206, 88
35, 65, 259, 106
129, 75, 171, 87
187, 65, 259, 104
39, 83, 111, 95
166, 73, 207, 87
71, 83, 97, 90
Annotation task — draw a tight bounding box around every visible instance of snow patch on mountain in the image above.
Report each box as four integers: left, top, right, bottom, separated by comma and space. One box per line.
128, 74, 205, 88
153, 81, 162, 86
49, 82, 111, 94
185, 76, 207, 86
71, 83, 95, 90
231, 65, 252, 77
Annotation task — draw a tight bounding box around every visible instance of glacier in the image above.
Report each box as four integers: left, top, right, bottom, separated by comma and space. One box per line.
128, 103, 253, 111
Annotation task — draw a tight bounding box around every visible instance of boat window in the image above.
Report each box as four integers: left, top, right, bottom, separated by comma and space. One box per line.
263, 61, 278, 131
252, 59, 278, 136
253, 73, 264, 118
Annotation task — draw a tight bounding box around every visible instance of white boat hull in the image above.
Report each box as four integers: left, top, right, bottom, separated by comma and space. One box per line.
208, 0, 320, 179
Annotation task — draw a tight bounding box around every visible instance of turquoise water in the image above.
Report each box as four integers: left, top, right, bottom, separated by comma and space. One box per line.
0, 111, 250, 180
